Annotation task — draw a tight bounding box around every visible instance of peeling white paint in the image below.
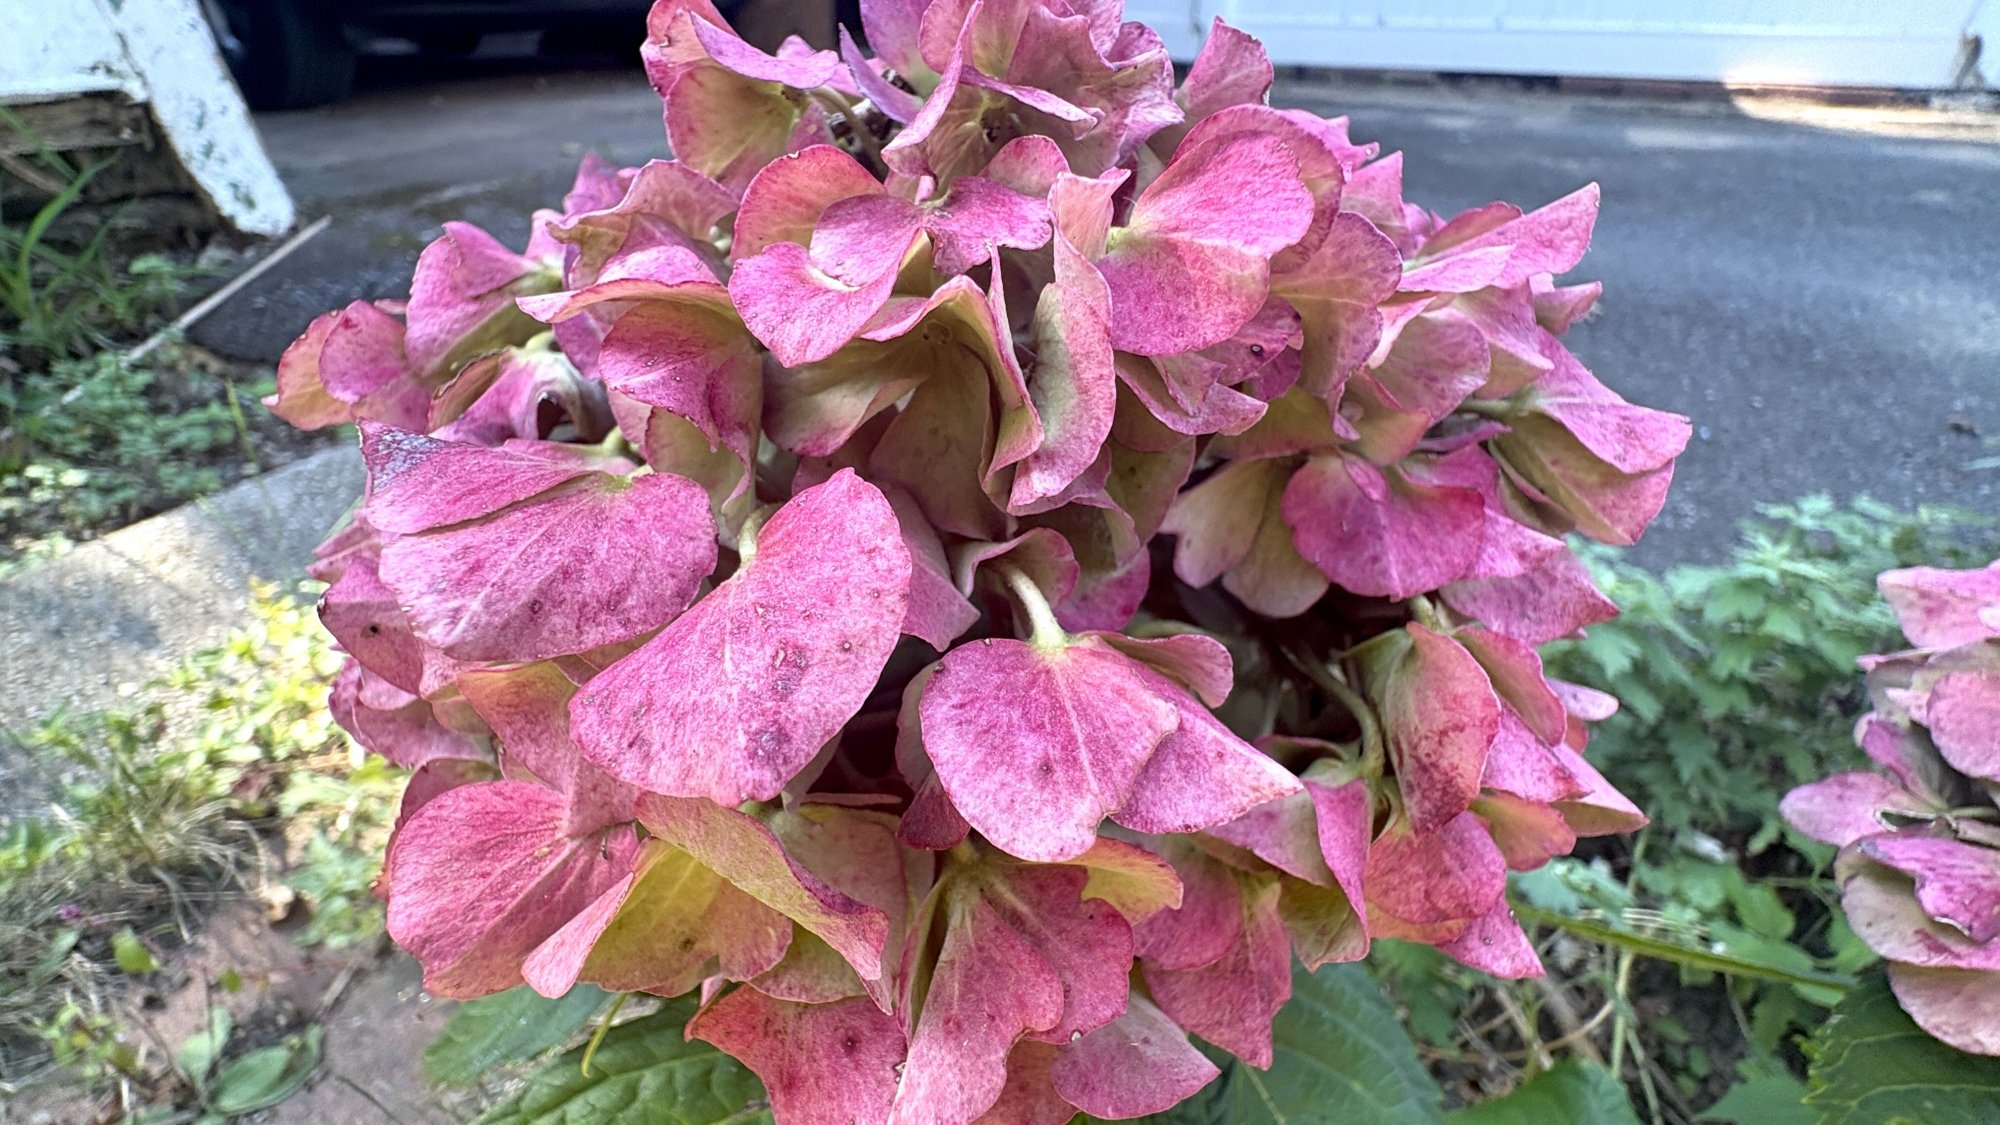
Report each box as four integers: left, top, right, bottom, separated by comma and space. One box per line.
2, 0, 295, 236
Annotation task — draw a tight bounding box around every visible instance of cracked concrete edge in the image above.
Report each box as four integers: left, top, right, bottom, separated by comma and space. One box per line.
0, 444, 362, 813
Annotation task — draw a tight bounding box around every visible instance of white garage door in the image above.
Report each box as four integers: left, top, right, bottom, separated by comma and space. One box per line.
1128, 0, 1999, 89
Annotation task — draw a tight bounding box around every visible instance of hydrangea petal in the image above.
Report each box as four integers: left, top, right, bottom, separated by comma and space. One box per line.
1837, 849, 2000, 971
379, 471, 716, 663
385, 780, 638, 998
1878, 563, 2000, 649
1142, 871, 1291, 1067
1050, 993, 1221, 1117
1283, 452, 1485, 602
919, 636, 1179, 862
1860, 834, 2000, 943
1434, 899, 1544, 979
690, 990, 905, 1125
1780, 771, 1940, 848
520, 837, 789, 997
570, 470, 912, 803
1886, 964, 2000, 1057
1097, 132, 1313, 356
1926, 671, 2000, 782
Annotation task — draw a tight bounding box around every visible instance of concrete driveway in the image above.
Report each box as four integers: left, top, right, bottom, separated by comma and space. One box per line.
202, 58, 2000, 566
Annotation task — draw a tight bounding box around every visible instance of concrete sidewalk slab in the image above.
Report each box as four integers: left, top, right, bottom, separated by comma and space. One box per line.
0, 444, 361, 816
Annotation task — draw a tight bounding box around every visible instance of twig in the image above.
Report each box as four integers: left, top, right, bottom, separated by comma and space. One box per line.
128, 214, 332, 362
0, 150, 70, 196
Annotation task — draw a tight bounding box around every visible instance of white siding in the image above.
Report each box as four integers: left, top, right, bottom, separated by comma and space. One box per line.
1129, 0, 1995, 89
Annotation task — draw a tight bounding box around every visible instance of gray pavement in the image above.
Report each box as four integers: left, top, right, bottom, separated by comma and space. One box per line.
197, 64, 2000, 565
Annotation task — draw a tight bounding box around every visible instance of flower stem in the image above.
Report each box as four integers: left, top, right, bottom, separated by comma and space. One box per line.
995, 563, 1068, 650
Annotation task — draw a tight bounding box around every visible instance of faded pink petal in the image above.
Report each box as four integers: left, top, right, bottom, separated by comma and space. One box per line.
1443, 524, 1619, 645
456, 663, 637, 836
1925, 671, 2000, 782
1112, 662, 1304, 836
1009, 213, 1116, 507
1343, 310, 1491, 465
1365, 811, 1507, 930
1051, 993, 1220, 1117
1474, 792, 1577, 871
1495, 413, 1678, 547
378, 471, 715, 663
1368, 625, 1502, 833
359, 426, 624, 535
1174, 19, 1272, 133
1098, 132, 1313, 356
319, 554, 424, 693
1781, 771, 1940, 848
918, 637, 1178, 862
1270, 209, 1401, 396
1522, 339, 1691, 475
1879, 563, 2000, 649
430, 346, 610, 446
1860, 834, 2000, 943
1547, 742, 1648, 837
1408, 185, 1600, 292
890, 862, 1126, 1125
1142, 871, 1291, 1067
384, 780, 637, 998
1283, 451, 1485, 601
520, 838, 790, 997
1886, 963, 2000, 1056
1481, 711, 1585, 804
329, 660, 483, 769
1838, 849, 2000, 971
405, 222, 550, 377
691, 990, 904, 1125
1457, 626, 1567, 745
570, 470, 912, 804
1434, 899, 1544, 979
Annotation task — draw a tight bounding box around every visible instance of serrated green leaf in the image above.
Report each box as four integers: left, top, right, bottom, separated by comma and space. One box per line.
1803, 969, 2000, 1125
1131, 963, 1444, 1124
477, 999, 770, 1125
1697, 1072, 1813, 1125
1448, 1059, 1640, 1124
207, 1024, 322, 1115
425, 984, 612, 1087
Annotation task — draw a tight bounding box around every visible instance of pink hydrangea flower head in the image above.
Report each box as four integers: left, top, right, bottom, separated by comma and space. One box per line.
272, 4, 1686, 1116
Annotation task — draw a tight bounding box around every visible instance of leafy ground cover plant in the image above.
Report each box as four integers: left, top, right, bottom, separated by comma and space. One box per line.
266, 2, 1692, 1119
1783, 559, 2000, 1057
0, 588, 397, 1113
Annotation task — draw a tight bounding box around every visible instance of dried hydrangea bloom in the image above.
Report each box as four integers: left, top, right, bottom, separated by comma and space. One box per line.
272, 1, 1688, 1118
1783, 562, 2000, 1057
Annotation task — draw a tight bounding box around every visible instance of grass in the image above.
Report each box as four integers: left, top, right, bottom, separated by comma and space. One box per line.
0, 587, 401, 1109
2, 116, 336, 567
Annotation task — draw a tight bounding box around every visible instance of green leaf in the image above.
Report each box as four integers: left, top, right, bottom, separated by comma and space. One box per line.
177, 1007, 234, 1089
112, 926, 159, 974
208, 1024, 323, 1116
425, 984, 613, 1087
1697, 1072, 1814, 1125
1135, 963, 1444, 1124
477, 998, 770, 1124
1804, 968, 2000, 1125
1448, 1059, 1639, 1124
